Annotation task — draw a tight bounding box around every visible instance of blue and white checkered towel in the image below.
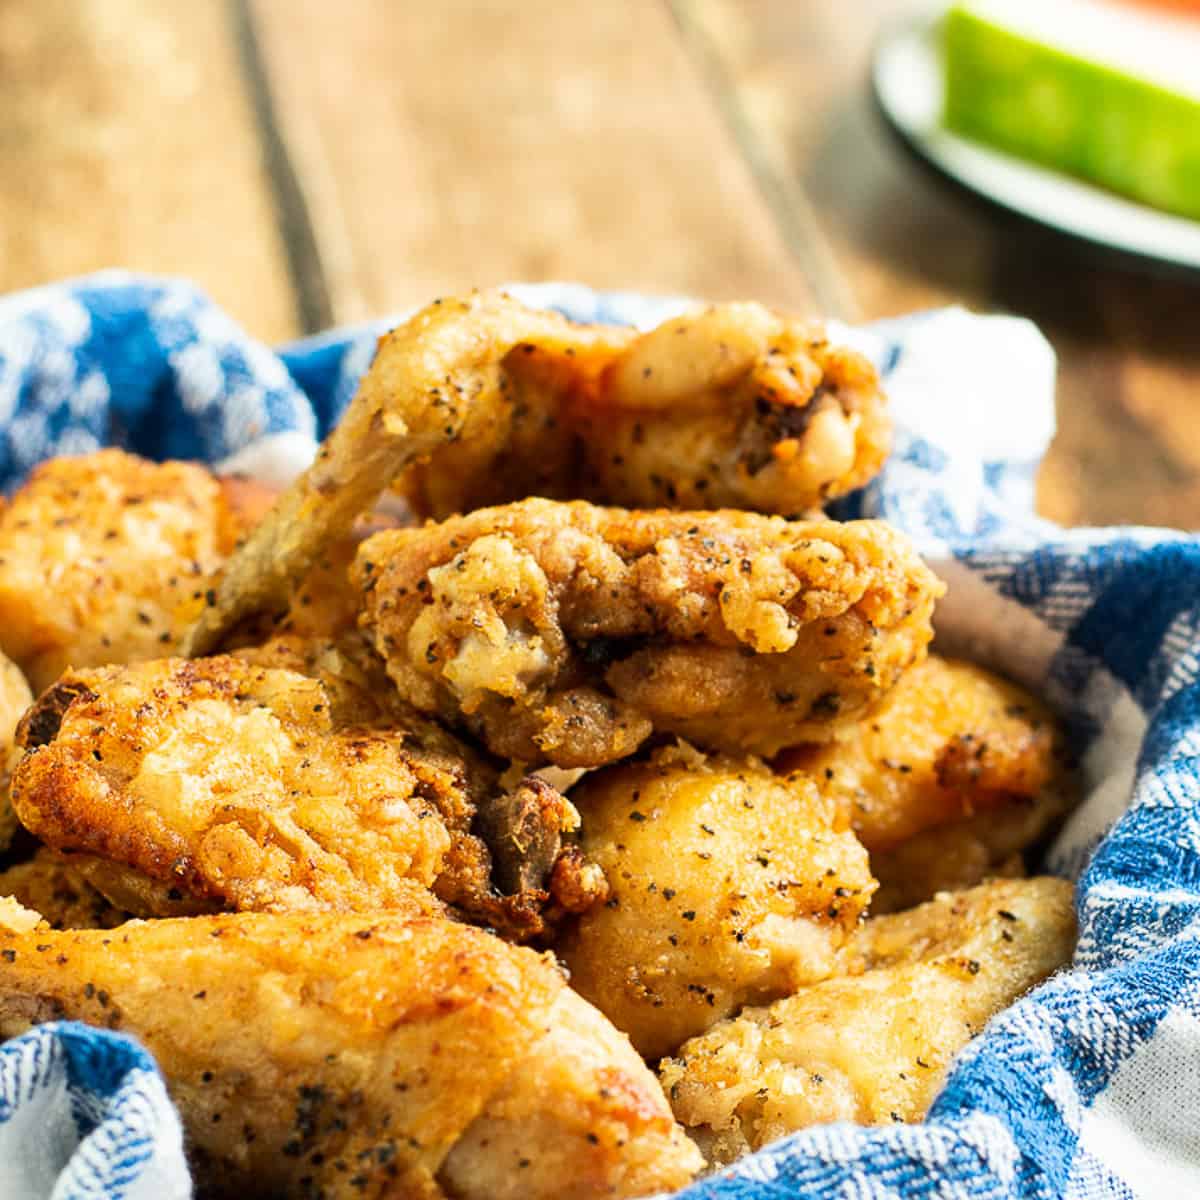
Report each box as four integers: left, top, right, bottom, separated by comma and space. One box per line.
0, 273, 1197, 1200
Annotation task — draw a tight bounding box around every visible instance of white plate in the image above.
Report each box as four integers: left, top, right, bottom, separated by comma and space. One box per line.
871, 4, 1200, 275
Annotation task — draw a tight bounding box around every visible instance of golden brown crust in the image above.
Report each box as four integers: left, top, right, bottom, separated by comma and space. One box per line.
558, 744, 875, 1059
0, 450, 260, 692
0, 911, 701, 1199
403, 301, 890, 519
660, 877, 1076, 1164
11, 656, 466, 915
354, 499, 943, 765
779, 656, 1078, 910
233, 634, 608, 936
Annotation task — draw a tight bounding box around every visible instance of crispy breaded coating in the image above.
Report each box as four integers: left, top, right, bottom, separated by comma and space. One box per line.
558, 744, 874, 1059
0, 450, 262, 692
0, 848, 126, 929
0, 910, 701, 1199
9, 654, 601, 941
660, 877, 1076, 1165
185, 292, 889, 655
11, 656, 457, 914
354, 499, 942, 766
779, 656, 1077, 910
403, 301, 890, 519
0, 651, 32, 851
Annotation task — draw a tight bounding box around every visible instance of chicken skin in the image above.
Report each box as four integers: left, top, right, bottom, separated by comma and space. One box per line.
401, 300, 890, 519
353, 500, 943, 767
660, 877, 1076, 1165
779, 656, 1077, 910
0, 651, 33, 851
0, 910, 702, 1199
185, 293, 889, 655
558, 744, 875, 1059
10, 654, 600, 938
0, 450, 269, 693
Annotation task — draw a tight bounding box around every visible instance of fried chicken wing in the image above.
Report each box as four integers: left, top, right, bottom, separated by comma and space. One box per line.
659, 877, 1076, 1165
354, 500, 942, 766
185, 292, 889, 655
10, 654, 602, 938
0, 450, 269, 692
0, 910, 701, 1199
402, 301, 890, 519
779, 656, 1077, 910
0, 651, 32, 851
0, 848, 126, 929
558, 744, 874, 1059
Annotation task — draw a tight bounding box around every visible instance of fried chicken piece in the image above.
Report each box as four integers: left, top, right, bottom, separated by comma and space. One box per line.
0, 651, 32, 851
0, 910, 701, 1199
660, 877, 1076, 1165
558, 744, 874, 1059
402, 301, 890, 519
0, 848, 126, 929
354, 500, 942, 766
184, 292, 889, 656
779, 656, 1077, 911
11, 654, 602, 938
0, 450, 267, 693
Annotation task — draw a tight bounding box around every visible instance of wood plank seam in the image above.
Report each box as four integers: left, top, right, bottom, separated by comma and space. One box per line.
229, 0, 333, 334
667, 0, 858, 320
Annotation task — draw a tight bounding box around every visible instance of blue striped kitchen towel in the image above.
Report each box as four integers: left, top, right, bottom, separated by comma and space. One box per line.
0, 272, 1197, 1199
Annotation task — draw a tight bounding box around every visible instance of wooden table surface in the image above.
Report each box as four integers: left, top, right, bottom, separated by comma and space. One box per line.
3, 0, 1198, 527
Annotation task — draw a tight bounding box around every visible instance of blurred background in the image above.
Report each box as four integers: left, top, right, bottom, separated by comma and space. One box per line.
2, 0, 1197, 527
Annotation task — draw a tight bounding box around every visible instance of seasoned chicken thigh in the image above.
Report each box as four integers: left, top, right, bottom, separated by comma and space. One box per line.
402, 300, 889, 518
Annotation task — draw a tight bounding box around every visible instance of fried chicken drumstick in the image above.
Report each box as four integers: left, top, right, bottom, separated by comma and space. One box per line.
185, 291, 889, 655
10, 649, 603, 939
353, 499, 943, 765
0, 909, 702, 1199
